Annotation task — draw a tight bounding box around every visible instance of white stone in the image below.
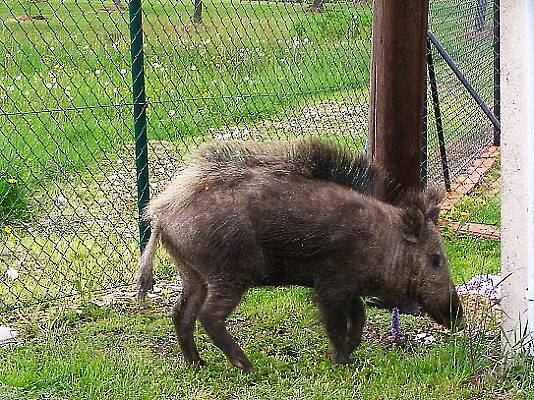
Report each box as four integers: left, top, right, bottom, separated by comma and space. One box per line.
6, 267, 19, 280
0, 326, 18, 345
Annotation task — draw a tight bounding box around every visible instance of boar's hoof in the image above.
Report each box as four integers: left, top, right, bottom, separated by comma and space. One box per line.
232, 357, 254, 373
332, 353, 353, 365
188, 359, 206, 369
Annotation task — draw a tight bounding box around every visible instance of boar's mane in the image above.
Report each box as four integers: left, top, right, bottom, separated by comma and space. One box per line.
146, 138, 405, 220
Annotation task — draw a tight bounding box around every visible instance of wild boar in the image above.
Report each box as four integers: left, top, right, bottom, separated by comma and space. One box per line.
138, 138, 463, 372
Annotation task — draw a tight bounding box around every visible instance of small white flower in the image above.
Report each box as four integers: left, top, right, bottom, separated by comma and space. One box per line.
6, 267, 19, 280
210, 79, 217, 85
169, 110, 176, 116
191, 65, 197, 71
15, 75, 21, 81
113, 87, 118, 93
7, 86, 14, 91
50, 46, 55, 51
120, 69, 127, 75
95, 70, 101, 75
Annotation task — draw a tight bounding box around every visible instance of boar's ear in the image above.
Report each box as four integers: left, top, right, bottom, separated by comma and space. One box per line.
423, 187, 445, 224
401, 206, 426, 243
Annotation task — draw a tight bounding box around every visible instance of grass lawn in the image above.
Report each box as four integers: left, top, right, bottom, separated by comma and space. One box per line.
0, 0, 498, 225
1, 291, 531, 399
446, 157, 500, 226
0, 0, 373, 223
2, 232, 526, 400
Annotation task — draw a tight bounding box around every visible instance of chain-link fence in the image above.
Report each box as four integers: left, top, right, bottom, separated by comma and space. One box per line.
425, 0, 501, 239
0, 0, 500, 312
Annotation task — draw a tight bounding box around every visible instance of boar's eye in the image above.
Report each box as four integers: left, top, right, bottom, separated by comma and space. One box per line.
429, 254, 442, 269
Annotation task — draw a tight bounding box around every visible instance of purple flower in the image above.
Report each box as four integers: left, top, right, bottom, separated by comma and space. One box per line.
391, 307, 402, 340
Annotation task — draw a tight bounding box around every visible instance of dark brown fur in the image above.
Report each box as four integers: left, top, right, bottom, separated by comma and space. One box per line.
138, 138, 463, 372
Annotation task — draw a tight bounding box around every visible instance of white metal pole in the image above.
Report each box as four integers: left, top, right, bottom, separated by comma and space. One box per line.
525, 0, 534, 355
501, 0, 529, 355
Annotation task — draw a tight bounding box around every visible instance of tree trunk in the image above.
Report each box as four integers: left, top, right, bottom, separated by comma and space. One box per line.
307, 0, 324, 13
192, 0, 202, 24
113, 0, 125, 10
369, 0, 429, 196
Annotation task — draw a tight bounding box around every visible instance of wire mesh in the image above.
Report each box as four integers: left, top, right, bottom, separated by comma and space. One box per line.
426, 0, 500, 239
0, 0, 500, 312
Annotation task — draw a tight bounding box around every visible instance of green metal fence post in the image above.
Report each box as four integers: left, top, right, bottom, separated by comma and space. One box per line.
128, 0, 151, 251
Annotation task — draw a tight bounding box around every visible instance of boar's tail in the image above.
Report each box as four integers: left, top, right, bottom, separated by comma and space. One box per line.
137, 221, 161, 301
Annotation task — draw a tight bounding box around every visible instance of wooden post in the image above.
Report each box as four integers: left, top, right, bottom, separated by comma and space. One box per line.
369, 1, 429, 194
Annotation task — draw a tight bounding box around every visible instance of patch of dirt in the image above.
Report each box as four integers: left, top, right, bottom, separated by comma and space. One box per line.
12, 15, 47, 21
208, 100, 368, 142
152, 333, 179, 357
91, 281, 183, 308
427, 125, 494, 187
363, 316, 450, 352
100, 6, 126, 12
31, 140, 180, 238
463, 27, 493, 42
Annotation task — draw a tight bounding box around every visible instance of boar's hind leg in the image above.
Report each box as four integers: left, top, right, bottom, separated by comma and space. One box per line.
314, 280, 354, 365
173, 268, 207, 366
345, 296, 365, 354
198, 282, 253, 373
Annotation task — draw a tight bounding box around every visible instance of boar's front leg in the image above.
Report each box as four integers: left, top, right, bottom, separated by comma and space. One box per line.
198, 281, 253, 373
345, 296, 365, 354
314, 277, 356, 365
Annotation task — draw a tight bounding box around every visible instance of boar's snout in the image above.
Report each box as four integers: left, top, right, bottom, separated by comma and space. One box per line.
427, 286, 464, 330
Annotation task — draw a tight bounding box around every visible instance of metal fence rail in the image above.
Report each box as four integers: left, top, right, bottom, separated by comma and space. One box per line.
0, 0, 500, 312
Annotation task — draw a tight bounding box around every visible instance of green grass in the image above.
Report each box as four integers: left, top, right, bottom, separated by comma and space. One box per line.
447, 195, 500, 226
1, 232, 520, 400
444, 233, 500, 282
446, 157, 501, 226
0, 0, 373, 223
0, 227, 180, 312
1, 286, 531, 399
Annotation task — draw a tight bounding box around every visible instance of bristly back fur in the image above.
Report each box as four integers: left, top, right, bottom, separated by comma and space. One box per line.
195, 138, 401, 195
145, 138, 402, 221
